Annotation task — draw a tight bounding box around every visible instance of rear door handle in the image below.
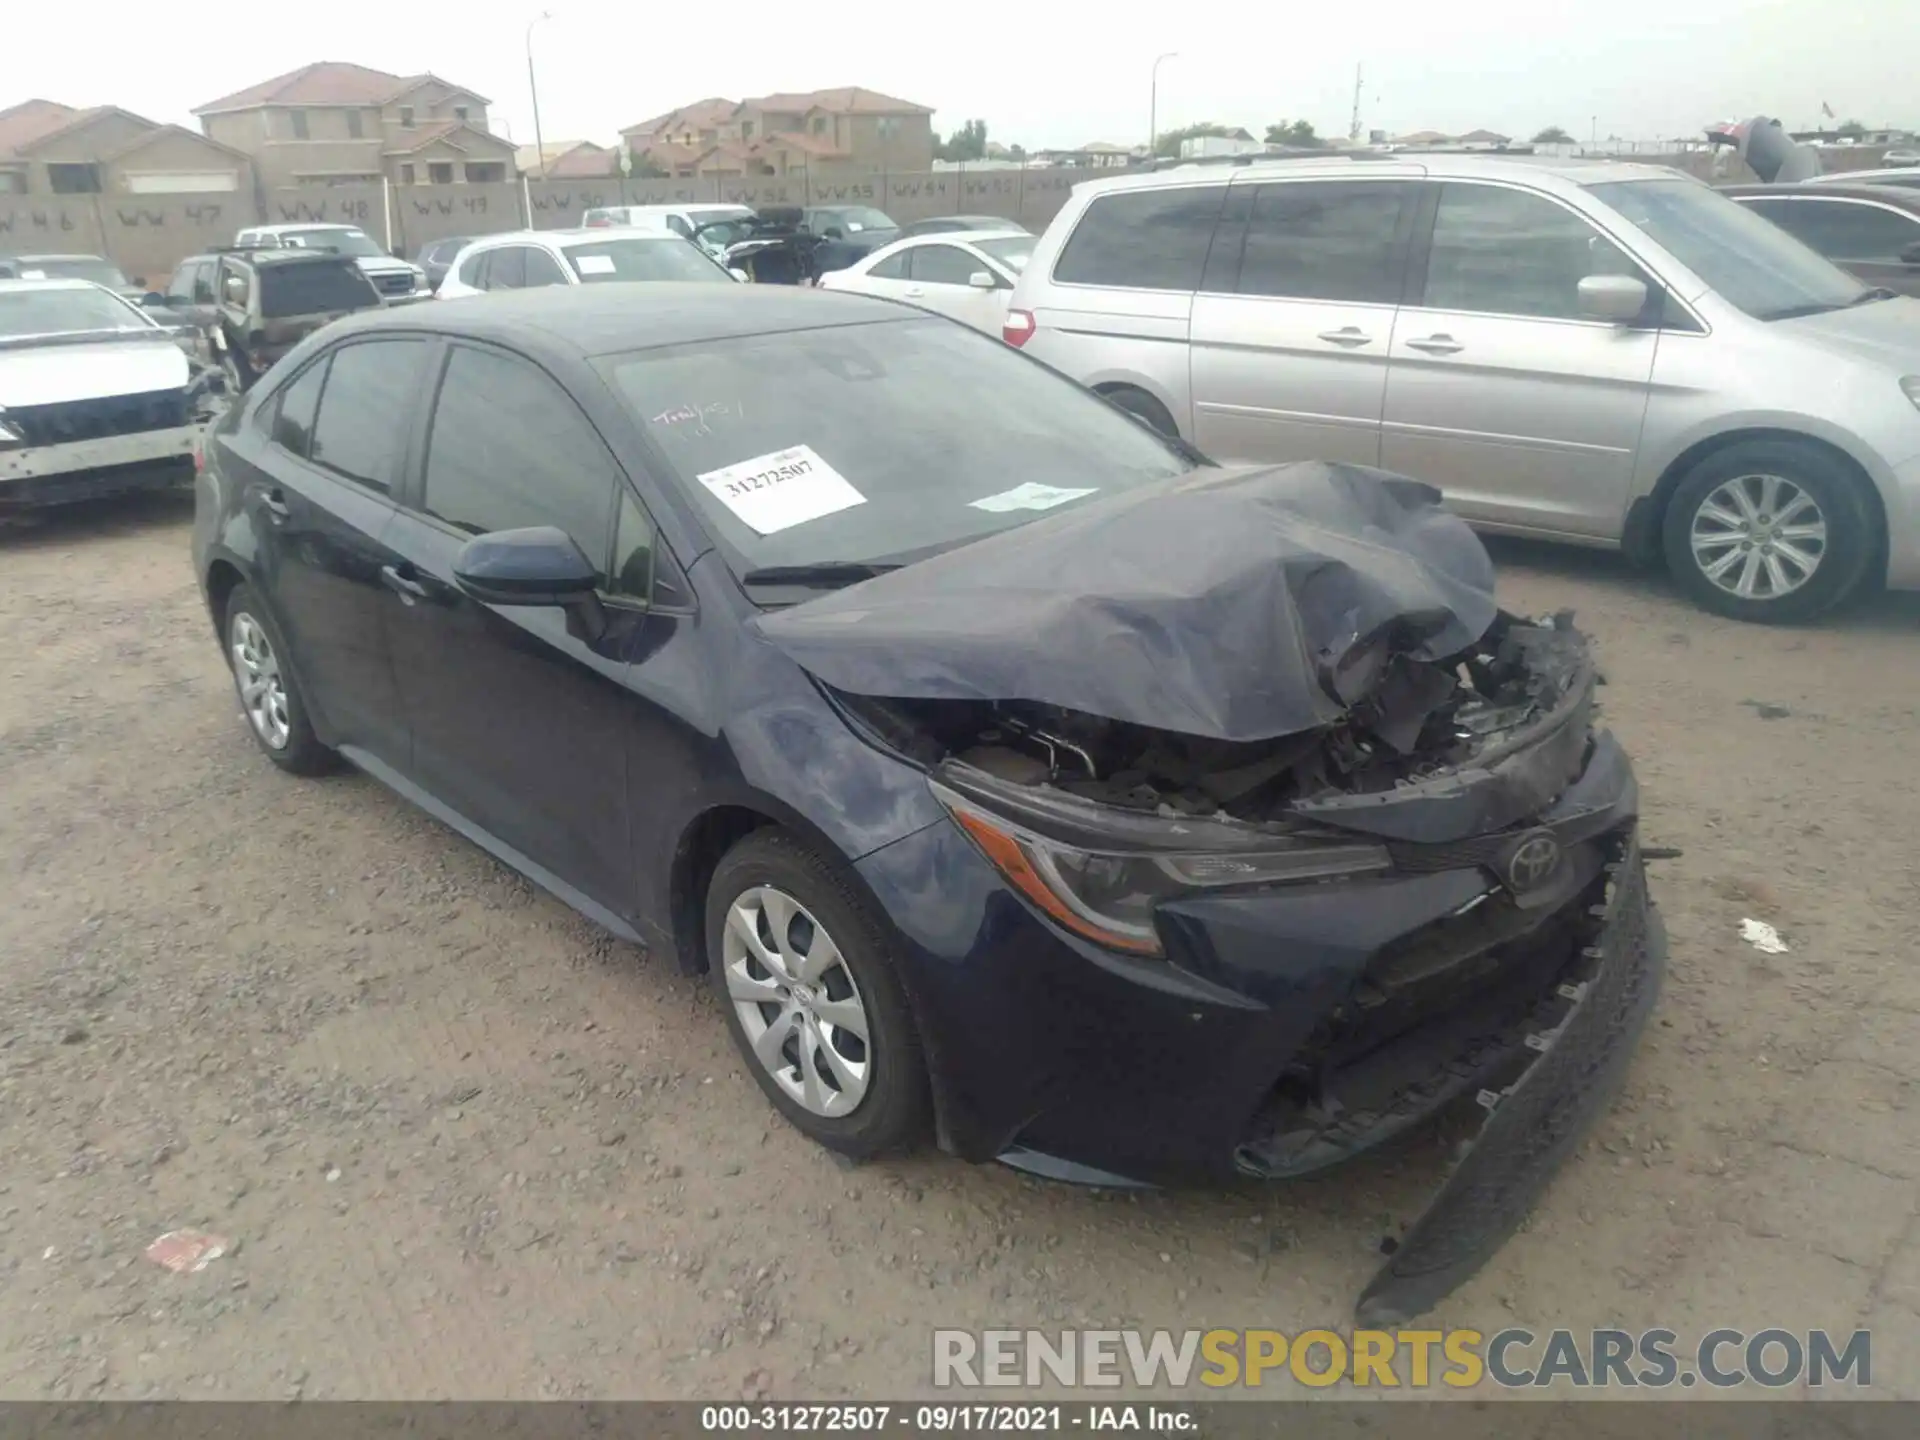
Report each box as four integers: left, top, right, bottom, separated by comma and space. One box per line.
379, 564, 429, 604
1405, 334, 1465, 355
903, 287, 926, 298
1316, 326, 1373, 347
259, 488, 291, 521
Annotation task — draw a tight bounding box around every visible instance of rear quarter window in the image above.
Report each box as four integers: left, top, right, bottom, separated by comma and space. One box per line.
1052, 184, 1228, 292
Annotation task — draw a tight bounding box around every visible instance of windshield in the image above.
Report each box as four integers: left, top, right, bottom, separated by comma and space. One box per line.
1588, 179, 1866, 320
0, 285, 153, 340
975, 235, 1035, 271
11, 256, 132, 288
278, 228, 385, 259
688, 208, 751, 229
815, 207, 896, 234
600, 317, 1195, 577
562, 238, 735, 284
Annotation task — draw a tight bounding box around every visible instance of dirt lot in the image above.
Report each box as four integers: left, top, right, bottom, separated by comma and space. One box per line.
3, 492, 1920, 1403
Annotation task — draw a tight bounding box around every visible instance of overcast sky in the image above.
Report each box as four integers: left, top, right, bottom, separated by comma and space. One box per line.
11, 0, 1916, 153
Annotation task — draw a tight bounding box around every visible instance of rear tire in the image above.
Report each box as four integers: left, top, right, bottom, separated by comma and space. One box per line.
1100, 386, 1180, 439
223, 584, 334, 775
1661, 439, 1877, 624
705, 830, 931, 1160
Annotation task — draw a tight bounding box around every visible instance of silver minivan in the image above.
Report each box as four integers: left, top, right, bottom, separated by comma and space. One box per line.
1006, 155, 1920, 622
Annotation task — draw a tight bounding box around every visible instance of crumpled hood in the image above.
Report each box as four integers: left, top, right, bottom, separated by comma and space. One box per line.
0, 337, 188, 408
752, 461, 1498, 744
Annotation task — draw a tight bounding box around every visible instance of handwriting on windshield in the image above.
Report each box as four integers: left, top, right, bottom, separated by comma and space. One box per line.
649, 400, 742, 438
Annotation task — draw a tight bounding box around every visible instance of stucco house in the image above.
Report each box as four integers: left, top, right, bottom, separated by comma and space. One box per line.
193, 62, 517, 187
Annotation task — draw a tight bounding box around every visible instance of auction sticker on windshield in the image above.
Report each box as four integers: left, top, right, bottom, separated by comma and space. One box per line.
696, 444, 866, 534
970, 482, 1097, 513
574, 255, 616, 275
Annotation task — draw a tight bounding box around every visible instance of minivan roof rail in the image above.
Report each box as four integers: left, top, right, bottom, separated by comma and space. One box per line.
1144, 148, 1400, 172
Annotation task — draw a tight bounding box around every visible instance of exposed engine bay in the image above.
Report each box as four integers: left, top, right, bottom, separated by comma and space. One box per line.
838, 610, 1594, 824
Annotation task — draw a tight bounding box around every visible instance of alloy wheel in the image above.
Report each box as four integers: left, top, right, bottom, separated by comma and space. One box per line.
1688, 473, 1828, 601
229, 612, 291, 750
722, 885, 872, 1118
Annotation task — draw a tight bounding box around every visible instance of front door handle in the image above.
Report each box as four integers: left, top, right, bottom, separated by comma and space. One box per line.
1405, 334, 1465, 355
1316, 326, 1373, 347
259, 487, 291, 521
379, 564, 429, 604
903, 287, 926, 298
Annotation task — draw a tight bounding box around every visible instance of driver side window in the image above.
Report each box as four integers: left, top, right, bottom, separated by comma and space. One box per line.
422, 344, 621, 580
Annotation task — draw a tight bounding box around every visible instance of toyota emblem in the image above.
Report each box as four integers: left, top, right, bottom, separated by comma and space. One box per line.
1504, 832, 1562, 892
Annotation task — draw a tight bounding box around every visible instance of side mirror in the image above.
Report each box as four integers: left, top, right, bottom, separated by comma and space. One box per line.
141, 292, 169, 307
729, 267, 751, 283
967, 270, 997, 290
453, 526, 599, 607
1577, 273, 1649, 323
1900, 241, 1920, 266
823, 227, 845, 239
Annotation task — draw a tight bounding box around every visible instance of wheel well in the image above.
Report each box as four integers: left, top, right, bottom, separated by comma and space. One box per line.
203, 559, 244, 639
1628, 428, 1888, 572
668, 805, 777, 975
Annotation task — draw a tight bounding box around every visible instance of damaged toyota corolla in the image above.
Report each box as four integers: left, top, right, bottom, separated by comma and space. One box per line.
194, 287, 1664, 1323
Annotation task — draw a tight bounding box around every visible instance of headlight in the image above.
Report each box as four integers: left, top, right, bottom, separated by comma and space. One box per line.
933, 782, 1389, 957
1902, 376, 1920, 412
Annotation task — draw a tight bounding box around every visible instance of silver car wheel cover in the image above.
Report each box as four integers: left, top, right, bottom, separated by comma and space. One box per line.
723, 885, 872, 1117
229, 612, 291, 750
1689, 473, 1828, 601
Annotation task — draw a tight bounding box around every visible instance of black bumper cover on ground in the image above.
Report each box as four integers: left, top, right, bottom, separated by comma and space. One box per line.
1355, 835, 1665, 1323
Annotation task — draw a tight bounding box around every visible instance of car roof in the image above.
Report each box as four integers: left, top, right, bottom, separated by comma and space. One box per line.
235, 248, 359, 266
464, 228, 696, 251
330, 283, 908, 357
896, 229, 1028, 245
2, 252, 114, 263
1064, 152, 1683, 199
0, 276, 119, 293
1721, 182, 1920, 210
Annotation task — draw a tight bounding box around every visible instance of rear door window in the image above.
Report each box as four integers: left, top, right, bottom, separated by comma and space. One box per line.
485, 246, 528, 290
1232, 181, 1411, 304
1052, 184, 1228, 291
522, 246, 569, 287
457, 249, 492, 289
270, 358, 327, 457
308, 339, 429, 492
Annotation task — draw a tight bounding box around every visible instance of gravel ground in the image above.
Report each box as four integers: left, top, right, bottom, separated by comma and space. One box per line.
3, 491, 1920, 1402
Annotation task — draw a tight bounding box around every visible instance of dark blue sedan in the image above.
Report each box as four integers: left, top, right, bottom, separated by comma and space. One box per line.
191, 285, 1663, 1323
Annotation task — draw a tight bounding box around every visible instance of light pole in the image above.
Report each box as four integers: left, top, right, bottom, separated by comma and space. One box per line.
1149, 52, 1179, 159
526, 11, 553, 179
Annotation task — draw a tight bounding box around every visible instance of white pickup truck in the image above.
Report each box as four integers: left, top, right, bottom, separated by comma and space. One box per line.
0, 278, 210, 510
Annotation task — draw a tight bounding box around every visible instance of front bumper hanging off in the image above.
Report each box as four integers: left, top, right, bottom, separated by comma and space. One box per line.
1355, 835, 1665, 1324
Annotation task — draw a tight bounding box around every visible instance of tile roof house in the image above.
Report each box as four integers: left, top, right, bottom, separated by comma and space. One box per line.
0, 99, 250, 195
193, 62, 516, 187
619, 87, 934, 178
515, 140, 617, 179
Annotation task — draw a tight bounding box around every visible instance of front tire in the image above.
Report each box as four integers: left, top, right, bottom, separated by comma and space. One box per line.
1662, 439, 1877, 623
705, 830, 931, 1159
223, 584, 333, 775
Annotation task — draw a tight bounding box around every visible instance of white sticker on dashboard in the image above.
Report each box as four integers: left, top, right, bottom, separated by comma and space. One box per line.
696, 444, 866, 535
573, 254, 617, 275
969, 482, 1097, 513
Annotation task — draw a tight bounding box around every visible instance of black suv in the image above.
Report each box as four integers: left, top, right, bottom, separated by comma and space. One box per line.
200, 248, 382, 391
